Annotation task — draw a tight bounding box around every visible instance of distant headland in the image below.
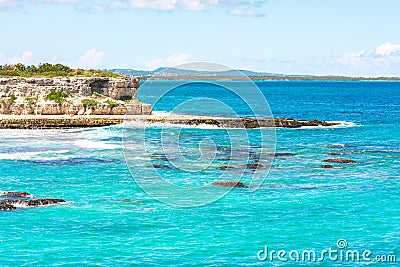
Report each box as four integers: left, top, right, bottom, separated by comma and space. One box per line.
106, 67, 400, 81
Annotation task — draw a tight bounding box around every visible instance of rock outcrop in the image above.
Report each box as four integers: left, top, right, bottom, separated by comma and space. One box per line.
0, 77, 152, 115
0, 191, 66, 211
211, 181, 249, 188
144, 117, 340, 128
323, 159, 357, 164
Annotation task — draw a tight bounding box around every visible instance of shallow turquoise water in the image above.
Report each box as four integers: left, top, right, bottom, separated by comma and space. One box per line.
0, 81, 399, 266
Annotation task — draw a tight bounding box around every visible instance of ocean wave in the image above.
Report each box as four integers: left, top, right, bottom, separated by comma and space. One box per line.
0, 150, 71, 161
294, 121, 362, 130
73, 140, 121, 150
123, 121, 222, 129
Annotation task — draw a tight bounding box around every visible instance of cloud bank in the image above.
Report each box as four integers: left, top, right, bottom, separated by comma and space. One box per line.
0, 0, 266, 17
335, 42, 400, 75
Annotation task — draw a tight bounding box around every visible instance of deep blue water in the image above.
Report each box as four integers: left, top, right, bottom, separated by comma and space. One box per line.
0, 81, 399, 266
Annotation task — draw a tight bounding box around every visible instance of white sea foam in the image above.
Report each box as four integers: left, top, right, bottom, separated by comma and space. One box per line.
293, 121, 361, 130
0, 150, 71, 161
123, 120, 222, 129
73, 140, 120, 150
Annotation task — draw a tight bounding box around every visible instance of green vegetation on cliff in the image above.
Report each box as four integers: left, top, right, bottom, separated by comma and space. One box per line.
81, 99, 98, 110
0, 63, 124, 78
44, 90, 71, 105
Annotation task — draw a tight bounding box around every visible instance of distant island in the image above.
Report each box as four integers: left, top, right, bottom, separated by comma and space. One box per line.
106, 67, 400, 81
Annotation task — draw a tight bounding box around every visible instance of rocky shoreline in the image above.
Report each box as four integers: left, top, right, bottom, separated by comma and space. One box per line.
0, 114, 341, 129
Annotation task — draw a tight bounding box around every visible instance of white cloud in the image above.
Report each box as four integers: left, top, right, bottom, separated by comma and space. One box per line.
109, 0, 264, 15
76, 48, 106, 69
110, 0, 127, 8
126, 0, 221, 11
1, 0, 266, 16
336, 42, 400, 68
375, 42, 400, 56
178, 0, 219, 11
128, 0, 176, 10
144, 53, 191, 70
0, 0, 22, 7
43, 0, 85, 3
228, 6, 261, 17
0, 51, 33, 64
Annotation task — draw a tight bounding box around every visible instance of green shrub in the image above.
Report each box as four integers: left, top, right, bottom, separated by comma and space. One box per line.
44, 90, 70, 105
9, 94, 17, 104
105, 100, 119, 109
81, 99, 98, 110
25, 97, 37, 105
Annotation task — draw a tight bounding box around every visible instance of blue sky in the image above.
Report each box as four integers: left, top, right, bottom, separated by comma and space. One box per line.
1, 0, 400, 76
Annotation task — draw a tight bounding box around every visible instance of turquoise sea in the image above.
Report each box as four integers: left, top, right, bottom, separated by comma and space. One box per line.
1, 81, 399, 266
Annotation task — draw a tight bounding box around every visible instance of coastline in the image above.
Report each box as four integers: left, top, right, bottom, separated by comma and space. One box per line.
0, 114, 340, 129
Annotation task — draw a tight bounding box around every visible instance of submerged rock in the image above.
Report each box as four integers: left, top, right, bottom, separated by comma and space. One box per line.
324, 159, 357, 164
153, 164, 179, 170
246, 163, 263, 170
0, 199, 66, 210
211, 181, 249, 188
0, 191, 33, 198
217, 165, 235, 170
267, 152, 295, 157
321, 165, 334, 169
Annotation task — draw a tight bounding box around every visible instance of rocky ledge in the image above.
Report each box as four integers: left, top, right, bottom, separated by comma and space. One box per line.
0, 115, 341, 129
0, 191, 66, 211
142, 116, 340, 128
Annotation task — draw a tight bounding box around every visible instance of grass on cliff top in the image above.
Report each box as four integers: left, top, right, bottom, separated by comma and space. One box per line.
0, 63, 125, 78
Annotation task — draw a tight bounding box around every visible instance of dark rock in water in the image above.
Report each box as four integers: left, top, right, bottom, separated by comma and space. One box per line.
211, 181, 249, 188
0, 191, 66, 211
0, 202, 17, 211
217, 165, 235, 170
267, 152, 295, 157
246, 163, 263, 170
324, 159, 357, 164
153, 164, 178, 170
0, 191, 33, 198
321, 165, 334, 169
26, 199, 66, 206
0, 198, 66, 211
151, 153, 169, 161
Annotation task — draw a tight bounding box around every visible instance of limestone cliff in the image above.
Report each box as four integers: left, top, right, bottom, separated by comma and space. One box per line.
0, 77, 152, 115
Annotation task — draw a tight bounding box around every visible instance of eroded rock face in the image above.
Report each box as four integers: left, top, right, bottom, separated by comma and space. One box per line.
211, 181, 249, 188
0, 77, 138, 99
0, 77, 152, 115
0, 191, 66, 211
